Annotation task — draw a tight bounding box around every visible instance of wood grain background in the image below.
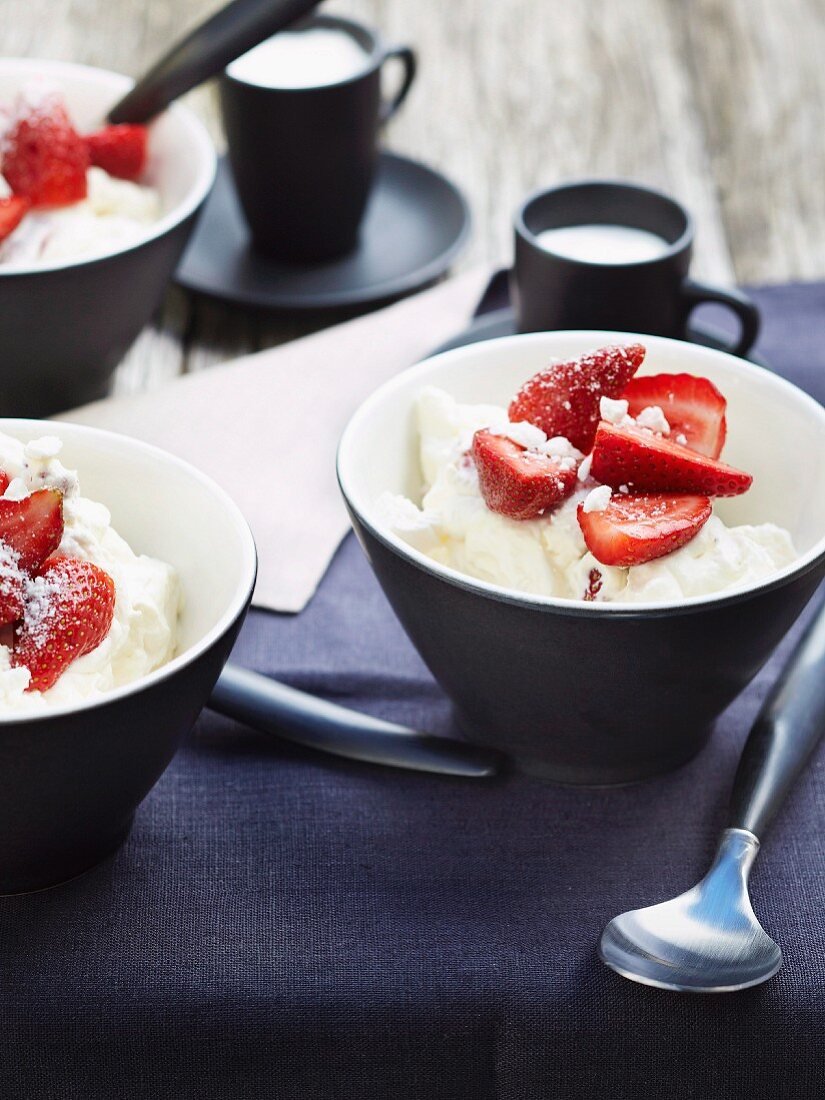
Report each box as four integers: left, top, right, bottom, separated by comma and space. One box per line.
5, 0, 825, 389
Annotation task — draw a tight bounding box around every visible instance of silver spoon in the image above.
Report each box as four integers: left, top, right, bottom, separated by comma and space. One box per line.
600, 592, 825, 992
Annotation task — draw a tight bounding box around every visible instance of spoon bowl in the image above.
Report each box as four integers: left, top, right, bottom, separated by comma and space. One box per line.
600, 829, 781, 992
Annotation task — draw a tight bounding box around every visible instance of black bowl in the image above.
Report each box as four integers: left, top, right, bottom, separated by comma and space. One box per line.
338, 331, 825, 784
0, 420, 256, 893
0, 60, 216, 417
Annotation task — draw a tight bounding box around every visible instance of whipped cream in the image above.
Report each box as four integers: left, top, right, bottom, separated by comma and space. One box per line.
0, 166, 160, 266
0, 432, 179, 711
376, 387, 797, 604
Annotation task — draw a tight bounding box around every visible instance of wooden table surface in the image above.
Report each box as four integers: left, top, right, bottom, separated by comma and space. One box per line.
7, 0, 825, 392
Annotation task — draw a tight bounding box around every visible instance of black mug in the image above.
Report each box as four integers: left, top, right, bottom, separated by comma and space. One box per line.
220, 14, 416, 262
512, 180, 759, 357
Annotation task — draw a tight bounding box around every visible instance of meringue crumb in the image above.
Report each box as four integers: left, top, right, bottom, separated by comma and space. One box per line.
577, 453, 593, 482
3, 477, 29, 501
599, 396, 630, 425
504, 420, 547, 450
24, 436, 62, 461
582, 485, 613, 513
636, 405, 671, 434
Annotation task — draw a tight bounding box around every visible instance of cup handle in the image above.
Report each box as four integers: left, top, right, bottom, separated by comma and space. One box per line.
679, 277, 760, 358
379, 45, 417, 123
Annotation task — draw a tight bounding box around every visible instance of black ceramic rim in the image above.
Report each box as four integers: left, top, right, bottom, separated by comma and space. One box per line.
224, 13, 387, 94
108, 0, 323, 124
514, 178, 694, 268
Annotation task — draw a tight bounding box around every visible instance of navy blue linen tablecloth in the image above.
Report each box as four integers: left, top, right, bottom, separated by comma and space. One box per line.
2, 283, 825, 1099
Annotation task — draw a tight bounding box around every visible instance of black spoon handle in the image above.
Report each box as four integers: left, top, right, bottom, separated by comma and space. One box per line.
108, 0, 323, 124
207, 664, 503, 778
729, 593, 825, 838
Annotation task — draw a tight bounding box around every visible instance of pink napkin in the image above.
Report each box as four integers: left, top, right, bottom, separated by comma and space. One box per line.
57, 268, 491, 612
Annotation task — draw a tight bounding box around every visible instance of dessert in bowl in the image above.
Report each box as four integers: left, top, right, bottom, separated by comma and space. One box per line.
338, 332, 825, 784
0, 420, 256, 893
0, 59, 216, 416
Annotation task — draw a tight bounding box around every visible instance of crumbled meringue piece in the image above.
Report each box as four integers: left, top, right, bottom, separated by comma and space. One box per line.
582, 485, 613, 513
599, 396, 631, 425
635, 405, 671, 434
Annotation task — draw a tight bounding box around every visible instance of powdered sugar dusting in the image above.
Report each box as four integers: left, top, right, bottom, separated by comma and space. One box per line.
17, 571, 65, 651
0, 542, 22, 604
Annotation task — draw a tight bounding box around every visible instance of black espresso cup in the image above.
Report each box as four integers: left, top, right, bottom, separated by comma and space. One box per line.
512, 180, 759, 356
220, 14, 416, 262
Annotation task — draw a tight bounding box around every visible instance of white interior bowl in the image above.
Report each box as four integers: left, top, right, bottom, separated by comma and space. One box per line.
339, 330, 825, 610
0, 58, 215, 275
0, 419, 256, 721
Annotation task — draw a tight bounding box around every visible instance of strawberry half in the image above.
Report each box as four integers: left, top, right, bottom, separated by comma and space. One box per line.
0, 195, 30, 243
2, 91, 88, 207
0, 488, 64, 574
85, 124, 148, 181
472, 429, 578, 520
508, 343, 645, 453
591, 422, 752, 497
622, 373, 727, 458
13, 556, 116, 693
0, 549, 24, 624
577, 493, 712, 567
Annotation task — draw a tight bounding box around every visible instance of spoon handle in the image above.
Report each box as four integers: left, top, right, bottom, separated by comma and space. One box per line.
728, 593, 825, 838
109, 0, 322, 124
208, 664, 503, 778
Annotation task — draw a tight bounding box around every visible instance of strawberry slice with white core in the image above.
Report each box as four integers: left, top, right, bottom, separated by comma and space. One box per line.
508, 343, 646, 453
472, 429, 578, 520
13, 556, 116, 693
590, 422, 752, 497
622, 373, 728, 458
577, 493, 713, 567
0, 488, 64, 574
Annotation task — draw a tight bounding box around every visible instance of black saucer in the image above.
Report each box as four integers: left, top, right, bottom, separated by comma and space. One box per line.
175, 153, 471, 312
432, 306, 770, 367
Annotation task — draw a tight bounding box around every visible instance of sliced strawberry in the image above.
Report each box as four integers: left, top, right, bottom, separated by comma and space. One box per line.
2, 91, 88, 207
0, 195, 30, 243
85, 124, 148, 181
0, 471, 10, 494
472, 429, 577, 520
578, 493, 712, 567
508, 343, 645, 453
0, 488, 64, 574
0, 551, 24, 624
622, 373, 727, 458
591, 422, 752, 497
13, 556, 115, 693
